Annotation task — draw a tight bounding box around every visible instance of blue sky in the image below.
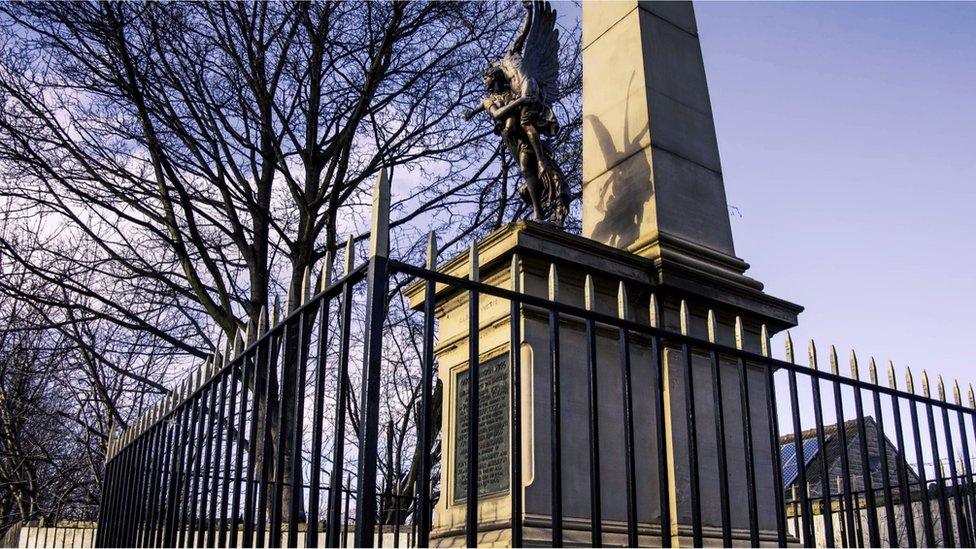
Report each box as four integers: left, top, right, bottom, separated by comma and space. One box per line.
692, 2, 976, 389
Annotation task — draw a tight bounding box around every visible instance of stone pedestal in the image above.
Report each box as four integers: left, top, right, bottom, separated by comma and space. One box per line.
406, 222, 802, 547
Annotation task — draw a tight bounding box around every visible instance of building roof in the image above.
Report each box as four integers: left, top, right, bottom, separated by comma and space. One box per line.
779, 417, 921, 497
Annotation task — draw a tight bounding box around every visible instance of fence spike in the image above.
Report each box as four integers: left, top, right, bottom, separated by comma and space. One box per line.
868, 357, 878, 385
511, 253, 521, 293
316, 253, 328, 294
617, 282, 629, 320
548, 262, 558, 301
648, 292, 659, 328
922, 369, 931, 397
784, 331, 795, 363
345, 235, 356, 275
969, 384, 975, 409
369, 168, 391, 258
905, 366, 915, 394
320, 250, 333, 293
954, 380, 962, 406
849, 349, 860, 381
706, 309, 717, 344
760, 324, 770, 358
937, 375, 946, 401
734, 316, 744, 351
286, 274, 296, 311
234, 329, 245, 357
470, 242, 480, 283
584, 274, 596, 311
241, 322, 250, 352
679, 300, 690, 336
807, 339, 818, 370
887, 360, 897, 390
829, 345, 839, 375
256, 306, 267, 338
301, 265, 312, 306
272, 294, 281, 327
426, 231, 438, 270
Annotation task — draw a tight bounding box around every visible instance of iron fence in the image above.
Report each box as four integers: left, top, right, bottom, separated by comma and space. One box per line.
97, 173, 976, 548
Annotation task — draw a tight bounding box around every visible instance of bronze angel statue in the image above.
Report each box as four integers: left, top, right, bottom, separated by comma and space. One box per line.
463, 0, 569, 226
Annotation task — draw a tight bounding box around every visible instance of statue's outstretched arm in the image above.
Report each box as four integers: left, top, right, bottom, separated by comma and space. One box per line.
461, 102, 486, 122
487, 96, 528, 121
507, 2, 533, 56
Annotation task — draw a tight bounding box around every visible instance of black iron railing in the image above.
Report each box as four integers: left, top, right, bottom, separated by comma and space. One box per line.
96, 174, 976, 548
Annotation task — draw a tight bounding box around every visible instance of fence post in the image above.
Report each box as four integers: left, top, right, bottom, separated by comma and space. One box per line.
354, 168, 391, 548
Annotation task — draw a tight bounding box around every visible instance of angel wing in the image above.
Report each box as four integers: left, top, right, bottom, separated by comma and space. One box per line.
521, 0, 560, 107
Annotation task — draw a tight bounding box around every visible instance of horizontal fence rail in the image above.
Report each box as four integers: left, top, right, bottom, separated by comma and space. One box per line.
97, 175, 976, 548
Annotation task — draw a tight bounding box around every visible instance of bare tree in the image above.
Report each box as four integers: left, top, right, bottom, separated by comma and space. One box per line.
0, 0, 581, 522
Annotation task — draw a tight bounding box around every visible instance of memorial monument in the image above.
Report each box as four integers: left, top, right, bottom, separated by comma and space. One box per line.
406, 1, 803, 546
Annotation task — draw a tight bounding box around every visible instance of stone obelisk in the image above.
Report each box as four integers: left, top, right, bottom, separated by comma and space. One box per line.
582, 2, 802, 545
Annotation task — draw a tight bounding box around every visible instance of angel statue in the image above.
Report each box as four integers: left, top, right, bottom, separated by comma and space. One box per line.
462, 0, 569, 226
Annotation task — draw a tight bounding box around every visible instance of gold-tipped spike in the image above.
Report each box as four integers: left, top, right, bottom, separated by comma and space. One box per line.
285, 276, 296, 312
300, 266, 311, 306
426, 232, 437, 271
969, 384, 975, 409
829, 345, 839, 375
213, 331, 224, 360
807, 339, 818, 370
648, 293, 659, 328
511, 254, 521, 293
242, 322, 250, 352
584, 275, 596, 312
954, 381, 962, 406
548, 263, 558, 301
470, 243, 480, 283
906, 366, 915, 394
317, 251, 331, 294
234, 329, 245, 357
784, 331, 795, 363
869, 357, 878, 385
734, 317, 744, 351
224, 335, 233, 364
617, 282, 629, 320
196, 360, 207, 388
937, 375, 946, 402
679, 300, 690, 336
345, 235, 356, 275
887, 360, 897, 390
272, 295, 281, 327
760, 325, 770, 358
849, 349, 860, 381
369, 168, 391, 258
257, 306, 267, 337
706, 310, 717, 344
921, 370, 930, 398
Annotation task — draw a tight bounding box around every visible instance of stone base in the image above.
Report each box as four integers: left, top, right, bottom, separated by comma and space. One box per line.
405, 221, 802, 548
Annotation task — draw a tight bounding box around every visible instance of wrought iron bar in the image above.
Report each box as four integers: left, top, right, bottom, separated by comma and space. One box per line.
617, 284, 638, 547
679, 301, 703, 547
707, 310, 732, 547
465, 243, 480, 548
306, 258, 333, 549
807, 340, 835, 548
327, 243, 356, 548
509, 254, 523, 548
415, 235, 436, 548
353, 169, 391, 548
548, 263, 563, 547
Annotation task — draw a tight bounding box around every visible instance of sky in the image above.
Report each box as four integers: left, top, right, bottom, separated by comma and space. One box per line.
679, 1, 976, 389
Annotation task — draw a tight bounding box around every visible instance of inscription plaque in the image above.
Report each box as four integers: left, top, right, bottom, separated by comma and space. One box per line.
453, 355, 510, 503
